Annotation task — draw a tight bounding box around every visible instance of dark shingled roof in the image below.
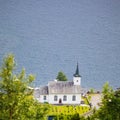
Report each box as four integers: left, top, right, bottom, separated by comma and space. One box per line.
34, 86, 48, 96
34, 81, 82, 96
48, 81, 81, 94
39, 86, 49, 94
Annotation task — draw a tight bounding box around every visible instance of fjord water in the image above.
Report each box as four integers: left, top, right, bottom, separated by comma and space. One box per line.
0, 0, 120, 90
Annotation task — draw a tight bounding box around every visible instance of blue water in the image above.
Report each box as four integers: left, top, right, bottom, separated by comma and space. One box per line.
0, 0, 120, 90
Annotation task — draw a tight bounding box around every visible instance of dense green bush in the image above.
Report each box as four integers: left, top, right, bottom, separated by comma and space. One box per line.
0, 54, 48, 120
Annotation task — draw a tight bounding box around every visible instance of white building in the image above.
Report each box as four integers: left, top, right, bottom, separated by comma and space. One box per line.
34, 64, 84, 105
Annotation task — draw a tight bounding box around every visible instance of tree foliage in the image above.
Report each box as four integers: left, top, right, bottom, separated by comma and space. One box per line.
56, 71, 68, 81
87, 82, 120, 120
97, 83, 120, 120
0, 54, 48, 120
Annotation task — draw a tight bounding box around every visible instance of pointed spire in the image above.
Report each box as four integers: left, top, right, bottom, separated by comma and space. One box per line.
74, 63, 81, 77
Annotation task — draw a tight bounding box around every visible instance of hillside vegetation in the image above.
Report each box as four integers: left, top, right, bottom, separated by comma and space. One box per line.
48, 105, 90, 116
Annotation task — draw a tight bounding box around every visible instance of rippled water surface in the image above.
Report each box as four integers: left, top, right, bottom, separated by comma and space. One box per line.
0, 0, 120, 89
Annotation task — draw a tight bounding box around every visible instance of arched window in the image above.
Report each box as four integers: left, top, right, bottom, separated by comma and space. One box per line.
43, 96, 46, 100
63, 95, 67, 101
72, 95, 76, 101
54, 95, 58, 101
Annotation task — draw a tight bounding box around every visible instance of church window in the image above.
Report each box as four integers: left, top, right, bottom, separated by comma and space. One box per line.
63, 95, 67, 101
43, 96, 46, 100
54, 95, 58, 101
72, 95, 76, 101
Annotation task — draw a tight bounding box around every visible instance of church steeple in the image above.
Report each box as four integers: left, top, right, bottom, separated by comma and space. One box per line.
74, 63, 81, 77
73, 63, 81, 85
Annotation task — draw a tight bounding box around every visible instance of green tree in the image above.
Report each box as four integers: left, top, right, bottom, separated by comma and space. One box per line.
0, 54, 48, 120
56, 71, 67, 81
88, 82, 120, 120
97, 83, 120, 120
102, 82, 114, 101
89, 88, 94, 94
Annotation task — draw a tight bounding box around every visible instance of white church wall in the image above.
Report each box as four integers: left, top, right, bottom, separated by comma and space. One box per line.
39, 95, 49, 103
73, 77, 81, 85
49, 94, 58, 104
49, 94, 81, 105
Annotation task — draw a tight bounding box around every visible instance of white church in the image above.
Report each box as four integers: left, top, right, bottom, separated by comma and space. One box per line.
34, 64, 84, 105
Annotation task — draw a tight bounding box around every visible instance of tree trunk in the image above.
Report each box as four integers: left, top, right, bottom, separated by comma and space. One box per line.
9, 108, 13, 120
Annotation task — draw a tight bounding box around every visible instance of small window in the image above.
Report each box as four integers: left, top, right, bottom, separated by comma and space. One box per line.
63, 95, 67, 101
72, 95, 76, 101
54, 95, 58, 101
44, 96, 46, 100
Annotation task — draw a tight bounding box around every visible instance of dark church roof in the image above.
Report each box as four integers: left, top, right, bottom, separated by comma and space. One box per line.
48, 81, 81, 94
34, 80, 82, 95
34, 86, 48, 97
73, 63, 81, 77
